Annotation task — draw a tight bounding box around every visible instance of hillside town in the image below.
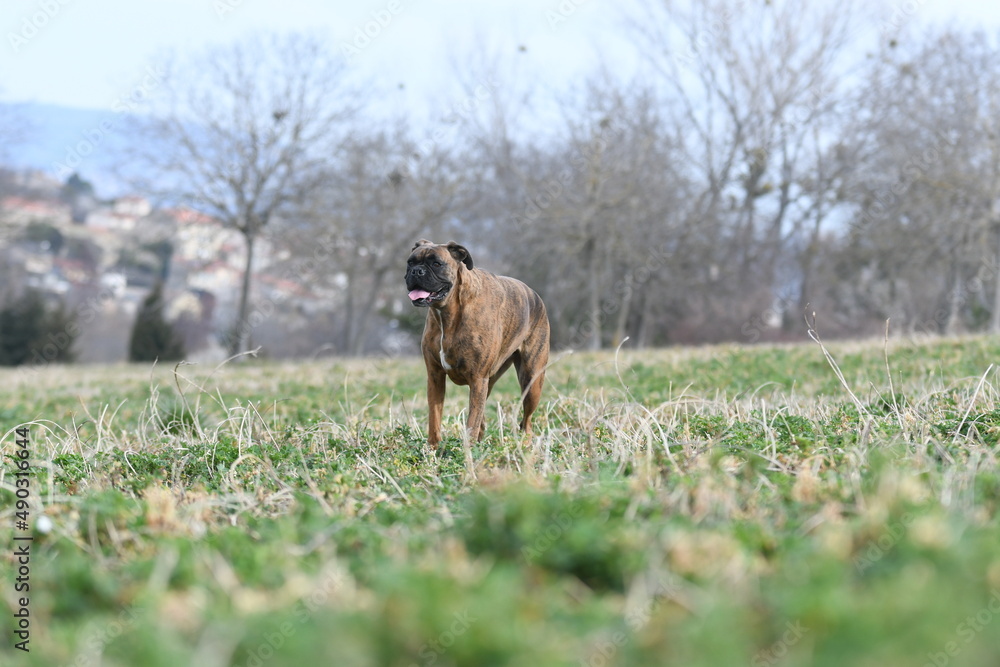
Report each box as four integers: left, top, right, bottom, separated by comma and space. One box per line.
0, 168, 330, 362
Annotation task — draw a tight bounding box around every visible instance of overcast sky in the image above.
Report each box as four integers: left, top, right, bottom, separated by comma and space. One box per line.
2, 0, 999, 118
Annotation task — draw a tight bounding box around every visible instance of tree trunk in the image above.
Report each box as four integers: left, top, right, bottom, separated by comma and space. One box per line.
991, 227, 1000, 334
585, 238, 602, 350
587, 278, 602, 350
797, 240, 818, 328
350, 269, 387, 356
945, 261, 962, 336
634, 287, 652, 348
342, 273, 356, 352
231, 231, 256, 355
611, 271, 633, 348
798, 205, 826, 323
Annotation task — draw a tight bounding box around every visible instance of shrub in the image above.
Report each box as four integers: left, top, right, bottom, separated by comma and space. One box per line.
0, 289, 77, 366
128, 282, 185, 362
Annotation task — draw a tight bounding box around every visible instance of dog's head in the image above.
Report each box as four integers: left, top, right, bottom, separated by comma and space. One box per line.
405, 239, 474, 308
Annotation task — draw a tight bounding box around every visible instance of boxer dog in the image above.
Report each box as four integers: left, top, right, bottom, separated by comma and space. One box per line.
405, 240, 549, 451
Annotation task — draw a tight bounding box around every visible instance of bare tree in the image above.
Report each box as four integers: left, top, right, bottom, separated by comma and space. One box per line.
455, 58, 692, 349
276, 127, 462, 355
124, 32, 361, 354
833, 29, 1000, 335
630, 0, 869, 337
525, 80, 688, 349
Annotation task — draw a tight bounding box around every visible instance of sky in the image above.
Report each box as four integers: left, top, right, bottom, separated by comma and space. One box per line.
2, 0, 1000, 140
0, 0, 1000, 180
0, 0, 638, 119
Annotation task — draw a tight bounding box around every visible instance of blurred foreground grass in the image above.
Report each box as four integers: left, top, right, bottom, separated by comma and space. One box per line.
2, 335, 1000, 666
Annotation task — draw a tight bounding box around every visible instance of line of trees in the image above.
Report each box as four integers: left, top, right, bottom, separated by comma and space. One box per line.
8, 0, 1000, 359
0, 283, 185, 367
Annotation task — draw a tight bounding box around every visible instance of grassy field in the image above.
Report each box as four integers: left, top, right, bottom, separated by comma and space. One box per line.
2, 334, 1000, 666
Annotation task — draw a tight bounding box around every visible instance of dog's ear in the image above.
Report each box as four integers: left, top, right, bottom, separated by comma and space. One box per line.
411, 239, 433, 251
446, 241, 474, 270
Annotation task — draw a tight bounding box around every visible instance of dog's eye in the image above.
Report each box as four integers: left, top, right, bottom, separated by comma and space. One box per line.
433, 260, 443, 267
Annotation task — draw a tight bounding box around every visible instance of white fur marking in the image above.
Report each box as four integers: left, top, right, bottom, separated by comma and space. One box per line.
434, 310, 451, 370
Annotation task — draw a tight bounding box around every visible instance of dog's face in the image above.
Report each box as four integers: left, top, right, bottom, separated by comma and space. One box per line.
405, 240, 474, 308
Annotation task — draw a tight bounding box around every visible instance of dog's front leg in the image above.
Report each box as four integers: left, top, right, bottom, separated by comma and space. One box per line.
427, 367, 446, 451
466, 377, 489, 443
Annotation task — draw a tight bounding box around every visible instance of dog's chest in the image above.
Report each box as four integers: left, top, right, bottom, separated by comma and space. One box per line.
433, 310, 454, 371
439, 342, 452, 371
428, 311, 482, 379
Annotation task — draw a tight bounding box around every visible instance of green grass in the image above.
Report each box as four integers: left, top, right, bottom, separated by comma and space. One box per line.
3, 335, 1000, 665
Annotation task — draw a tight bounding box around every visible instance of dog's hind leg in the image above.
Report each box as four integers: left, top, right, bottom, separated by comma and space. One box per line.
515, 325, 549, 437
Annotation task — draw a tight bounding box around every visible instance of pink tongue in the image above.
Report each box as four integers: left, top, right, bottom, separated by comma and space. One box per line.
409, 289, 431, 301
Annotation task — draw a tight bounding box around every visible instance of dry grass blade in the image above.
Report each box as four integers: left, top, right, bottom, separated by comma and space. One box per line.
953, 364, 994, 444
806, 311, 868, 417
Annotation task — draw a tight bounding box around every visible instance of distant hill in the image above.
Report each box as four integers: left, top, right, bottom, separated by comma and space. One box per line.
6, 102, 137, 195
